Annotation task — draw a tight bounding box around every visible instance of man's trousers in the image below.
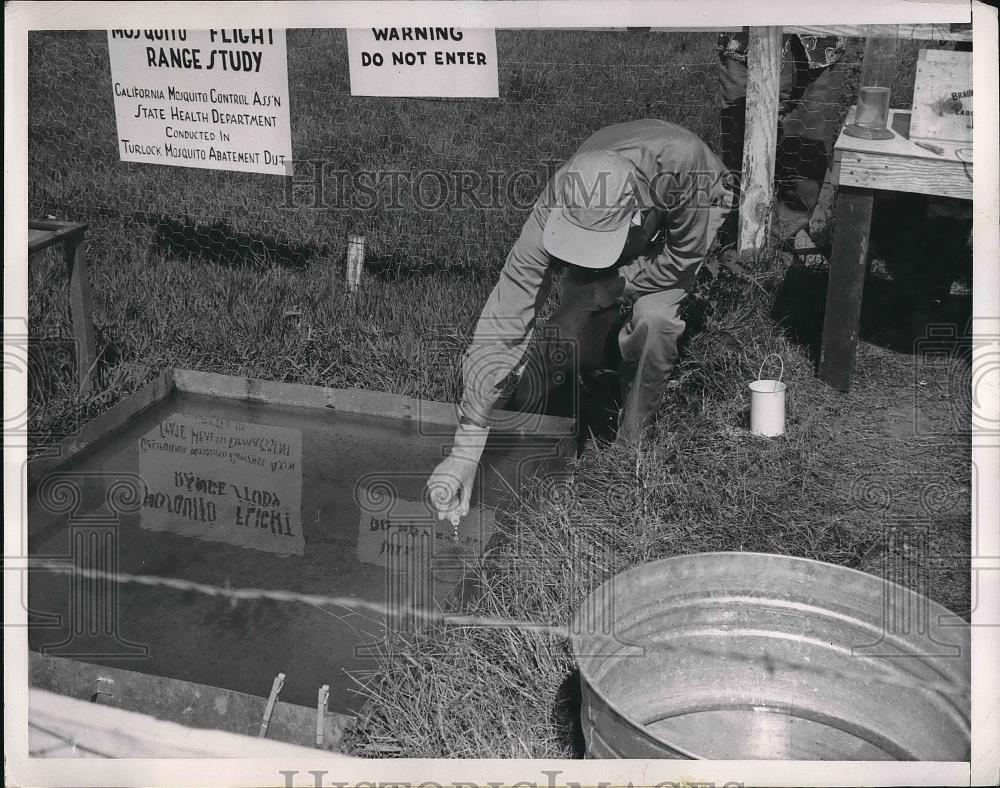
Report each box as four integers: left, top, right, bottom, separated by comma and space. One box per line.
510, 267, 689, 445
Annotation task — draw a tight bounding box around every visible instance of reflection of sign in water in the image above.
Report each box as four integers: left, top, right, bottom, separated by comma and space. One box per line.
356, 487, 495, 572
138, 413, 303, 556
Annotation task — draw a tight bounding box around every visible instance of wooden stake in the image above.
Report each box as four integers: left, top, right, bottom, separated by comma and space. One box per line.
346, 235, 365, 294
315, 684, 330, 748
88, 676, 115, 704
738, 26, 783, 256
64, 233, 98, 393
258, 672, 285, 738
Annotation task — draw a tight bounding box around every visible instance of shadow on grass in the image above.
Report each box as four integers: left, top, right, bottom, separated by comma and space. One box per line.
506, 368, 622, 456
772, 266, 973, 362
147, 215, 320, 268
552, 668, 587, 758
361, 252, 478, 281
773, 190, 973, 361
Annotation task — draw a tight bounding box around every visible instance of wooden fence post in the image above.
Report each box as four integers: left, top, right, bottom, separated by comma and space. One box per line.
738, 26, 783, 256
346, 234, 365, 294
64, 231, 98, 393
818, 186, 875, 391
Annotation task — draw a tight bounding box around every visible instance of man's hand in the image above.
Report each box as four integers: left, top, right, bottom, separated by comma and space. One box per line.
427, 454, 479, 525
427, 422, 490, 525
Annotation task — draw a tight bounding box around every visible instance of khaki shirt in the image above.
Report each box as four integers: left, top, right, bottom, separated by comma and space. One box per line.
459, 119, 733, 427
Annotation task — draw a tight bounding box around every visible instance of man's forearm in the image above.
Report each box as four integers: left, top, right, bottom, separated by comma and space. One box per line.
458, 338, 529, 427
457, 201, 554, 429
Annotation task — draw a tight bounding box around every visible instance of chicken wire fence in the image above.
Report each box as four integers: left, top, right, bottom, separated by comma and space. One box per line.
29, 29, 887, 278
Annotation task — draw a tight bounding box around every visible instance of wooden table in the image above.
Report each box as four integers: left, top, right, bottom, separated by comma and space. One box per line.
28, 220, 98, 393
818, 109, 973, 391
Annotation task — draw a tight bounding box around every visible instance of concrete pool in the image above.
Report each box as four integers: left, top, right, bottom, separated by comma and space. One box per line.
27, 370, 575, 719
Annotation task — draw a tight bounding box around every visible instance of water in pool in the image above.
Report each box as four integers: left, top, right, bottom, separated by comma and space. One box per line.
28, 392, 565, 713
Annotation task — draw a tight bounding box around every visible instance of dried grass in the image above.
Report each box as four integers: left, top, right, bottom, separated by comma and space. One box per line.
27, 218, 970, 761
342, 251, 972, 758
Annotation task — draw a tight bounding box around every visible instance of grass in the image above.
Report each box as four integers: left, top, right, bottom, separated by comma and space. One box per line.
28, 30, 733, 275
25, 28, 972, 758
340, 251, 972, 758
26, 221, 971, 759
26, 218, 493, 447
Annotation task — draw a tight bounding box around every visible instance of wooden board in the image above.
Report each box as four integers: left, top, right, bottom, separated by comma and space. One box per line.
833, 109, 973, 200
910, 49, 973, 142
644, 25, 973, 42
783, 24, 972, 42
835, 151, 972, 200
29, 688, 350, 758
28, 220, 97, 392
30, 653, 352, 751
27, 220, 87, 254
64, 233, 98, 393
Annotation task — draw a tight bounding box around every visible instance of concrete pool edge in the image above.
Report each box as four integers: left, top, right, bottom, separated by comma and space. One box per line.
27, 367, 579, 489
29, 652, 354, 753
28, 368, 178, 488
25, 369, 579, 735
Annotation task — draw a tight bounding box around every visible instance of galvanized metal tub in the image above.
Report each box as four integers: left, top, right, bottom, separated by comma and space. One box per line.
570, 552, 970, 760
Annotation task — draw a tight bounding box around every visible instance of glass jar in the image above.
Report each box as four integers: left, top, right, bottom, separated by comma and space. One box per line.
844, 27, 899, 140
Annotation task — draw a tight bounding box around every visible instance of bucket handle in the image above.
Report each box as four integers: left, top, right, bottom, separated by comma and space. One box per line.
757, 354, 784, 391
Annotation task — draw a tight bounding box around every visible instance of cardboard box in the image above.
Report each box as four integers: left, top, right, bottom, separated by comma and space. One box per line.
910, 49, 973, 142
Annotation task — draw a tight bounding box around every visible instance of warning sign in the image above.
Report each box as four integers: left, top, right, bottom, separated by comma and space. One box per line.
106, 29, 293, 174
346, 27, 498, 97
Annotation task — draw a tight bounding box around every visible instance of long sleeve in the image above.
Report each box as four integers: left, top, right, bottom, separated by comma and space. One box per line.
458, 194, 554, 427
457, 122, 734, 425
621, 141, 734, 298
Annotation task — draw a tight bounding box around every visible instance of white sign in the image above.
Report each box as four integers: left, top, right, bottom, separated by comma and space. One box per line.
106, 29, 292, 174
137, 413, 304, 556
347, 27, 498, 98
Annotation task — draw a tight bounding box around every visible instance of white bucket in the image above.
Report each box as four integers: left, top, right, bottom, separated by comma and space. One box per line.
749, 355, 786, 437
